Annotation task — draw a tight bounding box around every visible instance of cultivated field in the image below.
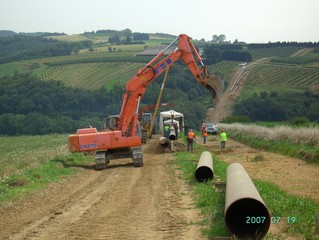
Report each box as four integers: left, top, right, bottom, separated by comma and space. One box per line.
39, 62, 144, 89
0, 134, 68, 179
206, 61, 239, 83
245, 64, 319, 89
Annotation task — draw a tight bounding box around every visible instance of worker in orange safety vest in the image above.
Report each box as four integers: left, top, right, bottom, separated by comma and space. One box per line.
202, 127, 208, 144
186, 129, 196, 153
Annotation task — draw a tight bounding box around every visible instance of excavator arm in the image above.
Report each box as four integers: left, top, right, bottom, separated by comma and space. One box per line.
117, 34, 214, 137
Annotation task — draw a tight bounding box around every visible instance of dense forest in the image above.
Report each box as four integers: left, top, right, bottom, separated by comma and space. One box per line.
0, 67, 211, 135
0, 35, 92, 64
233, 91, 319, 122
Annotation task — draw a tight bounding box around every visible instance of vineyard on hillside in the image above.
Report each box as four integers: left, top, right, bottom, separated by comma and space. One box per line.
244, 64, 319, 89
207, 61, 239, 82
38, 62, 144, 89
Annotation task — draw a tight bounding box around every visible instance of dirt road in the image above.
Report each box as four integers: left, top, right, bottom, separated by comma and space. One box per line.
2, 135, 318, 240
0, 138, 204, 240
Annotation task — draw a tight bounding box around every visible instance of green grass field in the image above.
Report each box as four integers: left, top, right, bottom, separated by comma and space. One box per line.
0, 134, 93, 202
0, 134, 69, 179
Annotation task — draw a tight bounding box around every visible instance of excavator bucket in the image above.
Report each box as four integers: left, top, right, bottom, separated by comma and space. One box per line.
203, 75, 224, 102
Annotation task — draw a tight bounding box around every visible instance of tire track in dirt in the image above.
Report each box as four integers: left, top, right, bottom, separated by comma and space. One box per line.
0, 138, 205, 240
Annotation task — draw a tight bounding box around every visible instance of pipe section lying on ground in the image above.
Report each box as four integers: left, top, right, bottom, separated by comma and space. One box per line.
195, 151, 213, 182
159, 136, 169, 147
168, 126, 176, 140
225, 163, 270, 239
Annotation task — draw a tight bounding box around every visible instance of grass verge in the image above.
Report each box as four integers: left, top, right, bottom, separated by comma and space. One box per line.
174, 143, 229, 238
228, 131, 319, 164
0, 153, 92, 203
174, 142, 319, 239
254, 179, 319, 239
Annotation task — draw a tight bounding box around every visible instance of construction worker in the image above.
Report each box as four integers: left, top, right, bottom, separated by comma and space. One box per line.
220, 129, 227, 150
201, 122, 206, 134
187, 129, 196, 153
202, 127, 208, 144
164, 124, 170, 138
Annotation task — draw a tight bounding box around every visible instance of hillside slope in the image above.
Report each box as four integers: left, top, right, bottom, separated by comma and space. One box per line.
207, 58, 271, 123
207, 48, 319, 123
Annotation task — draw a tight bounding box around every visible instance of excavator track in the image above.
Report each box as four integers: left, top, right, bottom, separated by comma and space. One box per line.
95, 151, 109, 170
142, 130, 147, 144
94, 148, 143, 170
132, 147, 143, 167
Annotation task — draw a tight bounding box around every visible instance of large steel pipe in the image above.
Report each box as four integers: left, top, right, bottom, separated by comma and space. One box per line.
195, 151, 214, 182
159, 136, 169, 147
225, 163, 270, 239
168, 126, 176, 140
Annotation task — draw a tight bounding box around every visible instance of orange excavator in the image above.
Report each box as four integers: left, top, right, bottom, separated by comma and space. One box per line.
68, 34, 221, 170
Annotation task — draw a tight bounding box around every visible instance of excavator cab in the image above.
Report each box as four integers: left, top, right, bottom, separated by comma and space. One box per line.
141, 113, 152, 129
103, 114, 142, 138
102, 115, 119, 131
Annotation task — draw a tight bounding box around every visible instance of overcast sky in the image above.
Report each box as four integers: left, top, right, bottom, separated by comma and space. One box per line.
1, 0, 318, 43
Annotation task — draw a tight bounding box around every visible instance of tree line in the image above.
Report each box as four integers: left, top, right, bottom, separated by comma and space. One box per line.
0, 35, 93, 64
233, 91, 319, 122
248, 41, 319, 49
203, 44, 252, 64
0, 30, 66, 37
108, 33, 149, 44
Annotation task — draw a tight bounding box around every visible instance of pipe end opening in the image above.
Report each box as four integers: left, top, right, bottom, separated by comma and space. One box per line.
195, 166, 213, 182
225, 198, 270, 239
168, 135, 176, 140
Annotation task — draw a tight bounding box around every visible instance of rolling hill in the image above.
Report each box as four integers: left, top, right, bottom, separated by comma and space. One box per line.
0, 30, 319, 135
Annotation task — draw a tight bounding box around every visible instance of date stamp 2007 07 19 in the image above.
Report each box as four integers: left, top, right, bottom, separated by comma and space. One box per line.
245, 216, 296, 224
